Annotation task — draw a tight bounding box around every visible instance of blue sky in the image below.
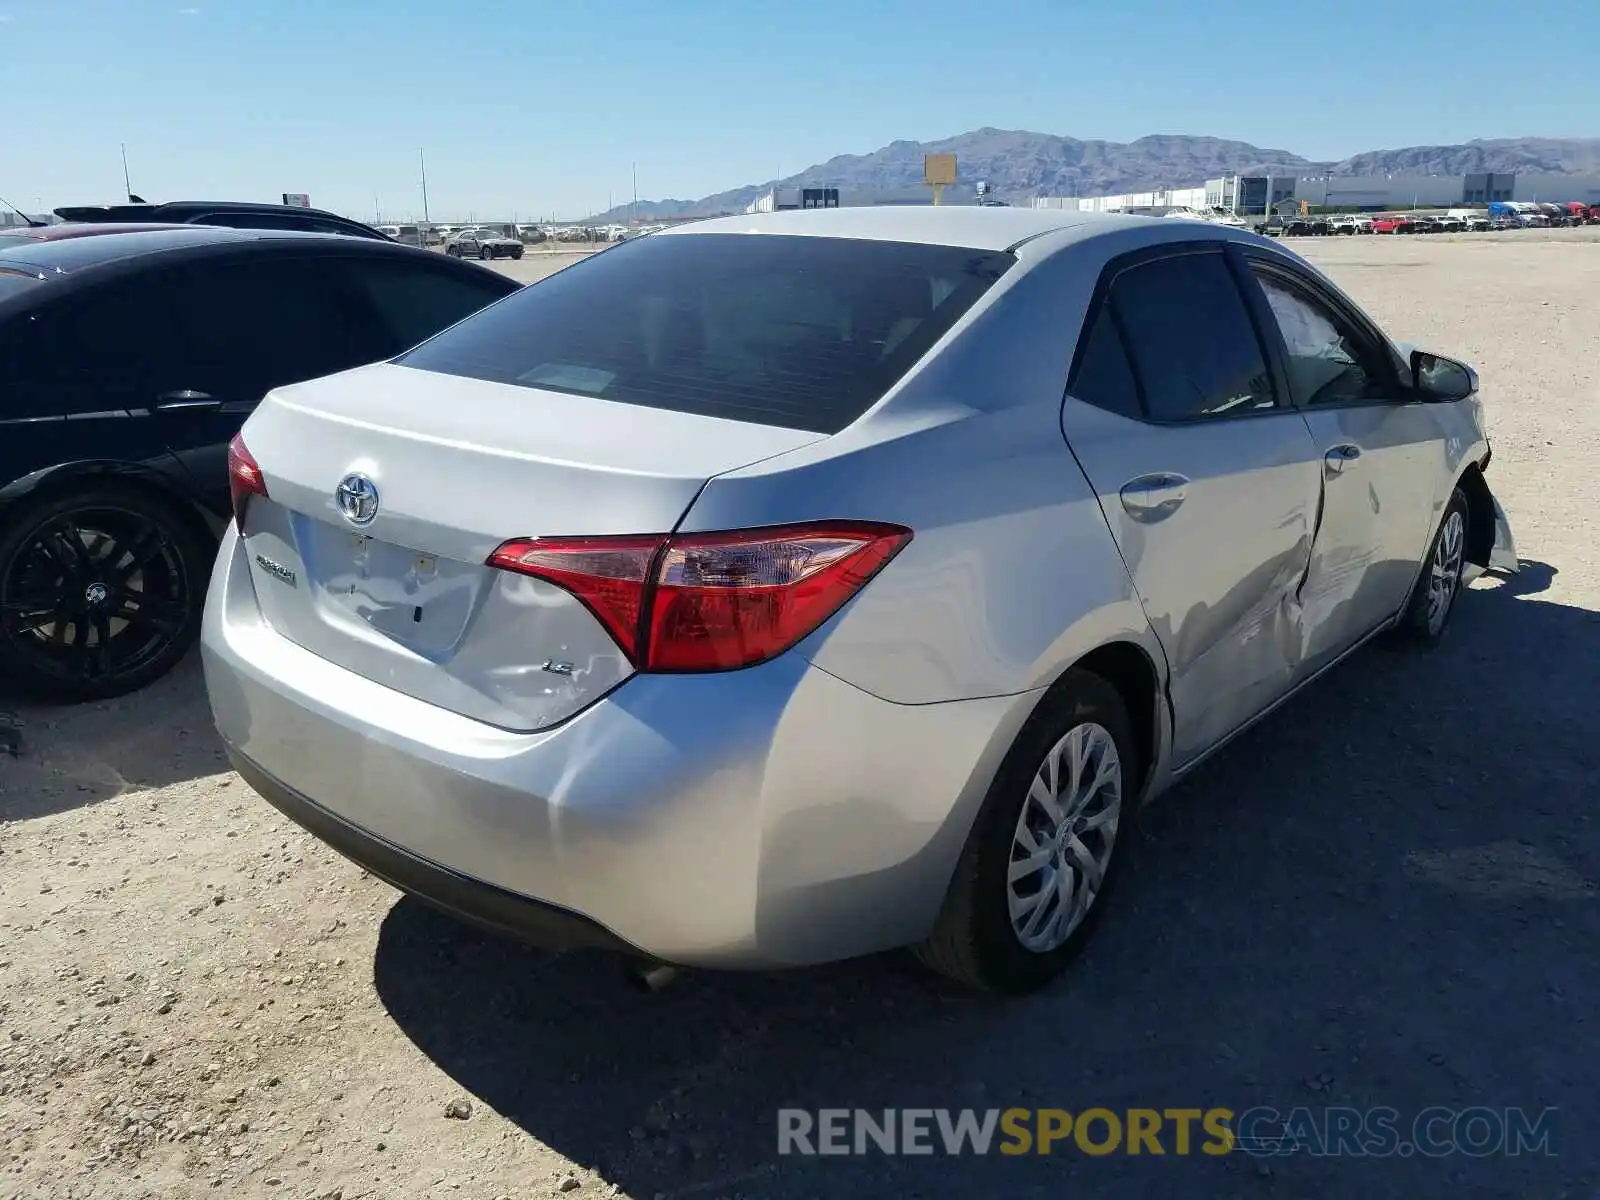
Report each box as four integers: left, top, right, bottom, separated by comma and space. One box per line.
3, 0, 1596, 221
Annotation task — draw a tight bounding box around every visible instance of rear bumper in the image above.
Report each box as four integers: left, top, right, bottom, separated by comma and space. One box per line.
201, 525, 1034, 969
229, 747, 642, 956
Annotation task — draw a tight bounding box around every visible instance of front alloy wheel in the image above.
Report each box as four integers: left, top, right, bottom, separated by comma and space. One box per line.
1392, 486, 1471, 649
1425, 508, 1465, 636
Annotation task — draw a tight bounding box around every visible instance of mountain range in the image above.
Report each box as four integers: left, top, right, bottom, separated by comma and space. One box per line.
591, 130, 1600, 222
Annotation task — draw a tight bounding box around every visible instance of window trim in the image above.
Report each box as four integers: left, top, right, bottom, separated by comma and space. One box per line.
1231, 245, 1415, 412
1066, 241, 1289, 427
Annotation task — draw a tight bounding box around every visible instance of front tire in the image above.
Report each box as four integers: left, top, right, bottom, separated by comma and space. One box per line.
0, 485, 212, 702
914, 669, 1137, 994
1392, 487, 1469, 648
479, 245, 490, 261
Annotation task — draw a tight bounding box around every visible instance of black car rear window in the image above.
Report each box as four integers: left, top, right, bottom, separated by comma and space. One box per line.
398, 233, 1014, 433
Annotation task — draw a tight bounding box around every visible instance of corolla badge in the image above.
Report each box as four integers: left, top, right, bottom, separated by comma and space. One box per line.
335, 473, 380, 526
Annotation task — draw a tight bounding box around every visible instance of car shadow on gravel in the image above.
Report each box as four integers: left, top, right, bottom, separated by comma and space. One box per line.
375, 564, 1599, 1200
0, 652, 227, 821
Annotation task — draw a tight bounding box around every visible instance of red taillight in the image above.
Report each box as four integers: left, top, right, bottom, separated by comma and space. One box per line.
227, 434, 267, 527
488, 521, 912, 672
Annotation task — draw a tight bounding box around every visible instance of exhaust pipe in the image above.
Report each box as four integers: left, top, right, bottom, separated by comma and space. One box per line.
628, 962, 680, 993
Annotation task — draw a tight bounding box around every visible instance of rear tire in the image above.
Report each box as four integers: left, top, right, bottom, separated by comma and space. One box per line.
913, 669, 1137, 994
0, 485, 212, 702
1390, 487, 1469, 648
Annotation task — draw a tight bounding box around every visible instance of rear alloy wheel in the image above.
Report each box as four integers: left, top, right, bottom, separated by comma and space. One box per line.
914, 669, 1136, 994
1391, 486, 1470, 648
0, 487, 210, 702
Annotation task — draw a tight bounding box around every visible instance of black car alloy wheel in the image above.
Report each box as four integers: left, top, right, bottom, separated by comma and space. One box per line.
0, 499, 201, 700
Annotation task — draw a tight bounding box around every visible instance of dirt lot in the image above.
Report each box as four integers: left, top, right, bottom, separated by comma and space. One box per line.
3, 232, 1598, 1200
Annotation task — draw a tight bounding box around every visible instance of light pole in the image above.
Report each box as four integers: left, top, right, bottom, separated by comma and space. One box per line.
121, 143, 133, 202
419, 148, 431, 231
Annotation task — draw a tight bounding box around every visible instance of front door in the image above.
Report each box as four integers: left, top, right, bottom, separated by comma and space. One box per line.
1061, 244, 1324, 766
1238, 255, 1443, 675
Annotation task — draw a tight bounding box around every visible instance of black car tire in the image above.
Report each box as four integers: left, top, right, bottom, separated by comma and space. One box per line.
1389, 487, 1471, 650
479, 245, 491, 261
511, 247, 523, 260
0, 485, 212, 702
913, 668, 1138, 994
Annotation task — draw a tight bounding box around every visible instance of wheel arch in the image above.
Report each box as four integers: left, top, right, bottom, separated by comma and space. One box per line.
0, 460, 223, 553
1454, 461, 1495, 569
1035, 640, 1165, 800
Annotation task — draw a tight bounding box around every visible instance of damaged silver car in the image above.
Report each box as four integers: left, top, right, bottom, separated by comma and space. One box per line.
202, 209, 1518, 995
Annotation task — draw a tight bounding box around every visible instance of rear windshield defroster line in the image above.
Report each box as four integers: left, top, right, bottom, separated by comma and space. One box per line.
398, 233, 1014, 434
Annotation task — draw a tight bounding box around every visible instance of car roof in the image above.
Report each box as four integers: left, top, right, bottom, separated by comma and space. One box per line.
0, 225, 412, 275
55, 200, 360, 223
0, 221, 193, 243
658, 206, 1171, 251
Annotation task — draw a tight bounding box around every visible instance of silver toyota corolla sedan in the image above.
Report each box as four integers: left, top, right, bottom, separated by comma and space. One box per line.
202, 207, 1518, 994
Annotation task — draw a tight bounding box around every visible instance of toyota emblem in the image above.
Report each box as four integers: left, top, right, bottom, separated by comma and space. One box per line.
335, 473, 380, 526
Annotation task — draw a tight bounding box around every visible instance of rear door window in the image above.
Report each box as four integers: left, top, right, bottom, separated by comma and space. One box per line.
1109, 251, 1277, 422
398, 233, 1013, 433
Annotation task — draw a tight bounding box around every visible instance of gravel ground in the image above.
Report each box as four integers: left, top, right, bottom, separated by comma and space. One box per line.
2, 231, 1597, 1200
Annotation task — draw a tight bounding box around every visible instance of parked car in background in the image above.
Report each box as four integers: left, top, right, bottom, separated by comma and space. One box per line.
444, 228, 524, 260
54, 200, 392, 241
1326, 215, 1373, 235
0, 227, 520, 701
1371, 215, 1410, 234
205, 208, 1518, 995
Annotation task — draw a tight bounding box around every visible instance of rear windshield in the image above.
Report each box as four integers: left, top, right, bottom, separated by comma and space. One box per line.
398, 233, 1014, 433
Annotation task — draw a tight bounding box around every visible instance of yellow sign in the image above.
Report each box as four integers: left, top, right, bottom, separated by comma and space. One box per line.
924, 154, 957, 186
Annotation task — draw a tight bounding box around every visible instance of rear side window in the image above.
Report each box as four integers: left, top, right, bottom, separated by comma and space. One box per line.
1109, 252, 1277, 422
398, 233, 1014, 433
1067, 305, 1141, 420
336, 258, 515, 351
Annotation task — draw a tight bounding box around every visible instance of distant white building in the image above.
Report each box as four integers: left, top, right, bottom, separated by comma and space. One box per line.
1036, 171, 1600, 215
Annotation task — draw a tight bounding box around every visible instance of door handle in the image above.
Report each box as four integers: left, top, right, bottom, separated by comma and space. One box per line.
154, 390, 219, 412
1119, 472, 1190, 522
1323, 444, 1362, 478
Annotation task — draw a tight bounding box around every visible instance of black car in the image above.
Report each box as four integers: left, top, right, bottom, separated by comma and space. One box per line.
52, 200, 392, 242
0, 227, 520, 701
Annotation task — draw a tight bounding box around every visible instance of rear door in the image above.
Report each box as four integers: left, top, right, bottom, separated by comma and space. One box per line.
1236, 251, 1443, 674
155, 254, 393, 510
1060, 243, 1324, 766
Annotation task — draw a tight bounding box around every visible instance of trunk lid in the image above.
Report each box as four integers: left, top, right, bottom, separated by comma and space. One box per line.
236, 362, 825, 730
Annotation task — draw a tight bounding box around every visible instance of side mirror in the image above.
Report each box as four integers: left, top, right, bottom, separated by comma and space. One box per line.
1410, 350, 1478, 402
